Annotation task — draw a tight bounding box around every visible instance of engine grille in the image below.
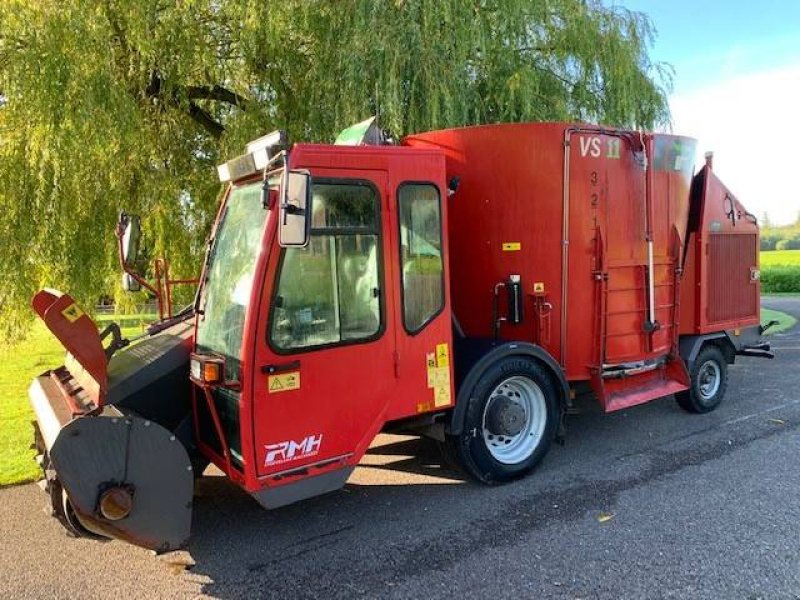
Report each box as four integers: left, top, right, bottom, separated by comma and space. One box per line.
706, 233, 758, 324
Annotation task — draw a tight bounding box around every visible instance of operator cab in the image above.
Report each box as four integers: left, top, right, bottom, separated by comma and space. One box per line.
189, 131, 454, 504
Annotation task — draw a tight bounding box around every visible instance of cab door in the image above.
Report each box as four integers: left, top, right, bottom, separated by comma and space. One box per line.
251, 170, 397, 477
384, 179, 454, 421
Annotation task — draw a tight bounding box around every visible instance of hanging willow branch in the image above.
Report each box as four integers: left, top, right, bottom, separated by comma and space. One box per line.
0, 0, 671, 339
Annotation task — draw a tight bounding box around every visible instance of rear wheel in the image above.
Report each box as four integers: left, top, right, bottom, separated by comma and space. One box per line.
444, 357, 559, 484
676, 345, 728, 414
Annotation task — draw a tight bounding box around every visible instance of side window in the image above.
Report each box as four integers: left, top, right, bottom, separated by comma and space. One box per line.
398, 184, 444, 333
270, 181, 382, 351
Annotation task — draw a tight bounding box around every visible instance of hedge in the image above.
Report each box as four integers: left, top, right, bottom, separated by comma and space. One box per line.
761, 265, 800, 293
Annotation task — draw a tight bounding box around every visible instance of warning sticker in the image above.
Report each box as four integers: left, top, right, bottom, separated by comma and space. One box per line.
428, 367, 449, 388
434, 383, 452, 407
61, 303, 84, 323
268, 372, 301, 393
435, 343, 449, 368
533, 282, 545, 293
502, 242, 521, 252
426, 352, 436, 369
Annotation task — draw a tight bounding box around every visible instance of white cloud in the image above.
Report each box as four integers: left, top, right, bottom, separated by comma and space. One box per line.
669, 65, 800, 226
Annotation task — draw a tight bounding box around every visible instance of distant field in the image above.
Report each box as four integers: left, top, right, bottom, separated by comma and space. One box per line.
761, 249, 800, 266
760, 250, 800, 293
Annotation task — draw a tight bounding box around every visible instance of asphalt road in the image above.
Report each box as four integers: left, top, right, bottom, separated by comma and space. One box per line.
2, 297, 799, 599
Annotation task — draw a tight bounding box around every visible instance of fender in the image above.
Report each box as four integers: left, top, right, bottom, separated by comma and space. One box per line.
678, 333, 728, 368
678, 325, 771, 369
448, 338, 569, 436
679, 325, 764, 369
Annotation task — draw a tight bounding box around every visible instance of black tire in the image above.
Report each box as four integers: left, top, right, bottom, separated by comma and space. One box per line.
443, 356, 559, 484
675, 345, 728, 414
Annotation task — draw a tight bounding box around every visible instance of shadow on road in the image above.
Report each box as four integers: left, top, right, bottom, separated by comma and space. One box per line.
179, 297, 800, 597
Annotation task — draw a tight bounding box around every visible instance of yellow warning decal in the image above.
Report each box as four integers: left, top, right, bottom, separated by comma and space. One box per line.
61, 303, 84, 323
533, 282, 545, 293
426, 352, 436, 369
429, 367, 449, 388
433, 367, 450, 388
502, 242, 521, 252
268, 372, 301, 393
435, 343, 449, 368
434, 383, 452, 407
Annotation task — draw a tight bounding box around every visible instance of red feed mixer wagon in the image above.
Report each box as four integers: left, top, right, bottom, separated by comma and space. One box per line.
28, 121, 772, 551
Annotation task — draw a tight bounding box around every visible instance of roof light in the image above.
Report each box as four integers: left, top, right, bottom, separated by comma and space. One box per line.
217, 163, 231, 182
252, 147, 269, 170
246, 130, 286, 155
216, 129, 288, 183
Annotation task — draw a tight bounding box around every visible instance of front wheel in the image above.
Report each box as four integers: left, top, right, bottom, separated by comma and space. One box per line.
675, 345, 728, 414
443, 357, 559, 484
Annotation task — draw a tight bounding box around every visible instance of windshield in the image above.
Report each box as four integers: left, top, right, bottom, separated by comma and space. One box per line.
196, 181, 269, 380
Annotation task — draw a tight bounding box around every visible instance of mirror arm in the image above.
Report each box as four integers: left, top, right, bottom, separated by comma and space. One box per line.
260, 150, 289, 209
281, 203, 306, 215
115, 227, 164, 317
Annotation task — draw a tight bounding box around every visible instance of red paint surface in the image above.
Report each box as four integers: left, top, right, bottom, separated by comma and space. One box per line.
406, 123, 696, 410
680, 165, 760, 334
31, 289, 107, 407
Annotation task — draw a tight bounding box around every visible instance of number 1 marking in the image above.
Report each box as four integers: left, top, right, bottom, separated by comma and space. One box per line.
606, 138, 621, 159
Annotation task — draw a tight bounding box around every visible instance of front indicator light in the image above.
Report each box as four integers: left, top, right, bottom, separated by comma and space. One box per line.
203, 360, 223, 383
190, 354, 225, 384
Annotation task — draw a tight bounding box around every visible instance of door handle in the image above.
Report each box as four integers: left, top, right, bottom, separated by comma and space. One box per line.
261, 360, 301, 374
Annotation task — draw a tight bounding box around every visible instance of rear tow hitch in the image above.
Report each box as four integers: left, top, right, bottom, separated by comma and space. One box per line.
737, 341, 774, 360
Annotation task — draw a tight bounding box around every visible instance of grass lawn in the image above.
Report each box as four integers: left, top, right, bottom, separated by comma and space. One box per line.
761, 249, 800, 266
0, 319, 147, 486
761, 307, 798, 335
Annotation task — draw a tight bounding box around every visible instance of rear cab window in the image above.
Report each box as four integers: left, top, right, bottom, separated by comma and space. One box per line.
398, 183, 444, 333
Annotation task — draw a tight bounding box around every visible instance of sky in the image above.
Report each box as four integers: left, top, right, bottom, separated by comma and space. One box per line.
615, 0, 800, 225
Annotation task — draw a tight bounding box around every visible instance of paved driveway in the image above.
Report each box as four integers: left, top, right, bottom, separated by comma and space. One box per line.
2, 297, 799, 599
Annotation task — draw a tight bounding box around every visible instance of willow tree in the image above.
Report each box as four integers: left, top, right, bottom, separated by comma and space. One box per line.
0, 0, 670, 338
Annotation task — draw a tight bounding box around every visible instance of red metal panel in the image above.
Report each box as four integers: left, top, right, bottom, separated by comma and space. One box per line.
707, 233, 759, 324
406, 123, 569, 364
31, 289, 107, 407
408, 124, 694, 410
680, 166, 760, 334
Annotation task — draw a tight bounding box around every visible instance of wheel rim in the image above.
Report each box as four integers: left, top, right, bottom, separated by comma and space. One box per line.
482, 376, 547, 465
697, 359, 721, 401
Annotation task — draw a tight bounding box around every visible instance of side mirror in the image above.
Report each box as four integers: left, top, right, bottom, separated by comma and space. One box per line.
122, 272, 141, 293
278, 170, 312, 247
119, 212, 141, 267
